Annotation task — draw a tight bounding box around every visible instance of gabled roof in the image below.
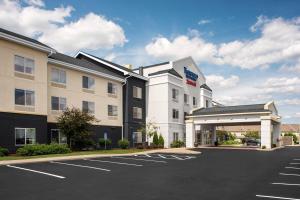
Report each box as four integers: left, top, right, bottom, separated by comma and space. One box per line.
200, 84, 212, 92
75, 51, 148, 81
148, 68, 183, 79
0, 27, 54, 53
48, 53, 124, 81
191, 103, 270, 116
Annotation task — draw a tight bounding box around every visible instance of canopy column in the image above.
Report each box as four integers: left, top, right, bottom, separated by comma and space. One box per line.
261, 118, 272, 149
186, 120, 195, 148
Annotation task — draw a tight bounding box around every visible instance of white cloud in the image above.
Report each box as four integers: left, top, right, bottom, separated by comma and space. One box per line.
24, 0, 45, 7
145, 15, 300, 70
145, 30, 219, 64
278, 98, 300, 106
104, 53, 117, 62
259, 77, 300, 94
0, 0, 127, 53
280, 61, 300, 73
206, 75, 239, 89
198, 19, 211, 25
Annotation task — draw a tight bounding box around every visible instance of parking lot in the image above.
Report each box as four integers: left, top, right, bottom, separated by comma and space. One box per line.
1, 147, 300, 200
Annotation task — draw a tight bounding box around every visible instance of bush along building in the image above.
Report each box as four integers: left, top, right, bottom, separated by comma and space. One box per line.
0, 28, 146, 152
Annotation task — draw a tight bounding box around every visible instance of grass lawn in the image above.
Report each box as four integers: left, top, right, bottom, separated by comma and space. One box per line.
0, 148, 147, 161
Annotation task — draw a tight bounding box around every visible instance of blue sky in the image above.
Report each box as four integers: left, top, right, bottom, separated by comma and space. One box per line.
1, 0, 300, 123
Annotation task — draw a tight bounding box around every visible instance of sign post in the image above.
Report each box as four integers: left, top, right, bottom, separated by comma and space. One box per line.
104, 132, 107, 150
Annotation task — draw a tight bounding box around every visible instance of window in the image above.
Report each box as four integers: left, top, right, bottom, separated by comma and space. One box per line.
172, 109, 179, 119
133, 132, 143, 143
15, 128, 36, 146
173, 132, 179, 142
206, 100, 209, 108
193, 97, 197, 106
82, 76, 95, 90
108, 105, 118, 116
51, 129, 67, 144
15, 89, 35, 106
51, 96, 66, 111
14, 55, 34, 75
107, 82, 117, 95
133, 107, 142, 119
184, 94, 189, 104
82, 101, 95, 114
133, 86, 142, 99
172, 88, 179, 101
51, 68, 66, 84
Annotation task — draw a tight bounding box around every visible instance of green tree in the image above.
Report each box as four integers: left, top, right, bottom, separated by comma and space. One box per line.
243, 131, 259, 139
158, 135, 164, 147
57, 107, 98, 149
153, 132, 159, 146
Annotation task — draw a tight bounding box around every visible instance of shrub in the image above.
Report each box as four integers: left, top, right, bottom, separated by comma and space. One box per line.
158, 135, 164, 148
220, 140, 241, 145
170, 140, 184, 148
118, 139, 129, 149
261, 145, 266, 149
284, 132, 298, 143
99, 138, 112, 146
0, 147, 9, 157
243, 131, 260, 139
272, 144, 277, 148
153, 132, 159, 146
16, 144, 71, 156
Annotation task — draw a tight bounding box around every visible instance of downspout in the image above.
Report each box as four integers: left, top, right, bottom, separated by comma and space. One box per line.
122, 74, 133, 141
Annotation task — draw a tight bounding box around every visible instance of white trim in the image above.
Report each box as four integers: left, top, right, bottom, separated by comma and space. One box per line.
48, 58, 124, 83
188, 111, 272, 118
148, 72, 183, 81
0, 32, 54, 53
75, 51, 148, 81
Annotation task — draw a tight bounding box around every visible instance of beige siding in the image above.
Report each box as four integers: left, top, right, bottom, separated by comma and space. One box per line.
0, 39, 48, 115
47, 64, 123, 126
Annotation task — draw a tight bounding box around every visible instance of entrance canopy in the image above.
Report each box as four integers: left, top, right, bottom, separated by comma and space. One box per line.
185, 101, 281, 149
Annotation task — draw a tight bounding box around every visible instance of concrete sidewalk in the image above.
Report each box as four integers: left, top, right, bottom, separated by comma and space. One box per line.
0, 148, 200, 166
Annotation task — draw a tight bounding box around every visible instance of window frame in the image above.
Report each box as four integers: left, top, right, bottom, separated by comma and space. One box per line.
51, 96, 67, 111
133, 86, 142, 99
133, 107, 142, 119
51, 68, 66, 85
82, 76, 95, 90
15, 128, 36, 146
82, 101, 95, 114
173, 132, 179, 142
184, 94, 189, 105
108, 105, 118, 117
15, 88, 35, 107
172, 88, 179, 102
172, 109, 179, 119
107, 82, 117, 95
50, 129, 67, 144
14, 55, 35, 75
193, 97, 197, 106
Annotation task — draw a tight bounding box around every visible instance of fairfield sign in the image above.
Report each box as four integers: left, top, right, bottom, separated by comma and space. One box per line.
184, 67, 198, 87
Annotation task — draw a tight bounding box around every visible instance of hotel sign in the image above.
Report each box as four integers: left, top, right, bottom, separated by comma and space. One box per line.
184, 67, 198, 87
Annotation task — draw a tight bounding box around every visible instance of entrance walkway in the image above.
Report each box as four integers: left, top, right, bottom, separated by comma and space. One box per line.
186, 101, 281, 149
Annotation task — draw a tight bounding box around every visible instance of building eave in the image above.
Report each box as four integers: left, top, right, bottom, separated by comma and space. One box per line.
0, 32, 55, 53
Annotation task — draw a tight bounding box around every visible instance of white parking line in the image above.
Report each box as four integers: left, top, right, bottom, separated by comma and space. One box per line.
145, 154, 151, 157
171, 155, 184, 160
158, 154, 167, 159
286, 167, 300, 170
290, 163, 300, 165
84, 159, 143, 167
279, 173, 300, 177
50, 161, 110, 171
271, 183, 300, 186
256, 194, 300, 199
6, 165, 65, 179
112, 156, 167, 163
293, 159, 300, 161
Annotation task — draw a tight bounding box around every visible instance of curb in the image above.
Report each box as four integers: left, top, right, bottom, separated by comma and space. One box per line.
0, 148, 200, 166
